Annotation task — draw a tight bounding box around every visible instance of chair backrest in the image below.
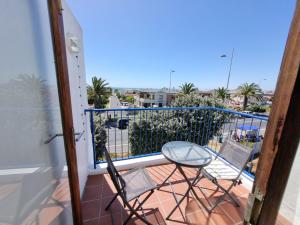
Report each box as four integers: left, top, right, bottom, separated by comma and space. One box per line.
217, 138, 253, 171
103, 147, 126, 198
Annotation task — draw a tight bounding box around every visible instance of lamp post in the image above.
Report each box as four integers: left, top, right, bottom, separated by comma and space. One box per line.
259, 78, 267, 87
169, 70, 175, 92
221, 48, 234, 90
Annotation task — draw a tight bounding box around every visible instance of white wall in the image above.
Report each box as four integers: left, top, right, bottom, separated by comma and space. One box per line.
62, 0, 90, 196
279, 143, 300, 224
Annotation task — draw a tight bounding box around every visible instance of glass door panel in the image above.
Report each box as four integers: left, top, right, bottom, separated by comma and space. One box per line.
0, 0, 74, 224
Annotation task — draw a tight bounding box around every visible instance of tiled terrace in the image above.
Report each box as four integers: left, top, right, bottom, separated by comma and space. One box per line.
81, 164, 291, 225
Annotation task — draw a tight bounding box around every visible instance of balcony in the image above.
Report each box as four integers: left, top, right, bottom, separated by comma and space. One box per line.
80, 107, 295, 225
81, 164, 291, 225
85, 107, 267, 172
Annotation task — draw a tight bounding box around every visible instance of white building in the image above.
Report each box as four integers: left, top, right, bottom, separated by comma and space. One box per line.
134, 90, 167, 107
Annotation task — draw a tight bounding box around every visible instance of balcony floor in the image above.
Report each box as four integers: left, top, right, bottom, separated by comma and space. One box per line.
81, 164, 291, 225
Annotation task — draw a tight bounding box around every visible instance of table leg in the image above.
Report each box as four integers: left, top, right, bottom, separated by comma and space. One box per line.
166, 166, 202, 220
158, 166, 177, 190
177, 166, 211, 213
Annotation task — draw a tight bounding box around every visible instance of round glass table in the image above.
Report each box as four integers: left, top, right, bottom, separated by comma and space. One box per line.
161, 141, 212, 220
162, 141, 212, 168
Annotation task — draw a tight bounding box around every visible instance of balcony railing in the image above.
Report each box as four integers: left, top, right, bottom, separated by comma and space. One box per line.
85, 107, 268, 174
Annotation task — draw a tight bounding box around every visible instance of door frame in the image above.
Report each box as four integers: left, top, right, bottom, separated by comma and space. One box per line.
48, 0, 83, 224
246, 1, 300, 224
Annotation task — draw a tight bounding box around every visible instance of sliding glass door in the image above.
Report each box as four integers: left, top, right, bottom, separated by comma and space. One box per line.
0, 0, 74, 224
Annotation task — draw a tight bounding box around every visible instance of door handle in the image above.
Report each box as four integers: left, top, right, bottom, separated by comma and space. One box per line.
44, 131, 84, 144
75, 131, 84, 142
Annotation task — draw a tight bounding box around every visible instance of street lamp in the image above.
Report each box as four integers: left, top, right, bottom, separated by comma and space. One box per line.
258, 78, 267, 86
169, 70, 175, 92
221, 48, 235, 90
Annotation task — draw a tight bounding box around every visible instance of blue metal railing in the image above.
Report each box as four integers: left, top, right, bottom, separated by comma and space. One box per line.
85, 107, 268, 174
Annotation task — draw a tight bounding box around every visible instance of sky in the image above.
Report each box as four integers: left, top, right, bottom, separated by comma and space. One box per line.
67, 0, 296, 91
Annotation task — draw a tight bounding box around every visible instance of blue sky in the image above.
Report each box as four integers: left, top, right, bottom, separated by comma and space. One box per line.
67, 0, 295, 91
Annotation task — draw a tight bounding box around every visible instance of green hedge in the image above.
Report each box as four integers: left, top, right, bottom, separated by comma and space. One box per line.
129, 94, 227, 156
93, 113, 107, 160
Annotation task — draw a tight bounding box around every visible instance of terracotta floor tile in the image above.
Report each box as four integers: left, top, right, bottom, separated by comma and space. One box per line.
51, 179, 71, 203
128, 209, 166, 225
38, 205, 64, 225
102, 179, 118, 198
100, 196, 123, 217
82, 200, 101, 221
82, 165, 251, 225
138, 191, 159, 206
232, 184, 249, 196
276, 214, 293, 225
84, 218, 99, 225
172, 182, 189, 196
186, 209, 215, 225
156, 185, 175, 202
99, 212, 123, 225
209, 207, 235, 225
161, 197, 187, 220
147, 165, 171, 183
185, 199, 204, 215
86, 175, 103, 187
82, 185, 102, 202
218, 201, 245, 224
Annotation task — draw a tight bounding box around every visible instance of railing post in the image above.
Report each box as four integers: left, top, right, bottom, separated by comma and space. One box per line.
89, 111, 96, 169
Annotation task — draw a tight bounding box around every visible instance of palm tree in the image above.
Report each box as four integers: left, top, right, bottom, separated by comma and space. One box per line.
215, 87, 229, 102
179, 83, 197, 95
87, 76, 111, 108
237, 82, 263, 110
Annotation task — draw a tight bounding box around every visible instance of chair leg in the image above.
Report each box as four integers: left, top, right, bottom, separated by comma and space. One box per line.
193, 174, 204, 186
123, 190, 155, 225
122, 211, 134, 225
207, 180, 240, 212
215, 180, 240, 206
133, 211, 153, 225
123, 210, 153, 225
196, 177, 240, 213
105, 193, 119, 211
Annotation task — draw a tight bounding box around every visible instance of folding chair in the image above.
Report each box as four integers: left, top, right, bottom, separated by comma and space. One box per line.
103, 148, 157, 225
196, 138, 253, 213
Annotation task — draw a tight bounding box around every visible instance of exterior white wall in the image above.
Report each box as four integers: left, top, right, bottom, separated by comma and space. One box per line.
62, 0, 90, 197
154, 92, 167, 106
134, 91, 167, 107
279, 143, 300, 224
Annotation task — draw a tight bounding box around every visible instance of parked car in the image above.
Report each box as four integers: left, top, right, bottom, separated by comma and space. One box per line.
121, 102, 129, 109
118, 119, 129, 129
232, 125, 263, 142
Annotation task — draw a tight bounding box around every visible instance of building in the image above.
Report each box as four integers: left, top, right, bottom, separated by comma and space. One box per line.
134, 89, 167, 107
197, 89, 214, 98
166, 91, 179, 106
131, 89, 179, 107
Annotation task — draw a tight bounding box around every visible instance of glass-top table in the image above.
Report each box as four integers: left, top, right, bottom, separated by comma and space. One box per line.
162, 141, 212, 168
160, 141, 212, 220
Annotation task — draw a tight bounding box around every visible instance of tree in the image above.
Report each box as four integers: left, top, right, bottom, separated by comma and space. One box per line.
237, 83, 263, 110
123, 96, 134, 104
215, 87, 230, 102
247, 104, 266, 113
87, 76, 111, 108
129, 94, 226, 156
93, 114, 107, 159
179, 83, 197, 95
114, 89, 122, 99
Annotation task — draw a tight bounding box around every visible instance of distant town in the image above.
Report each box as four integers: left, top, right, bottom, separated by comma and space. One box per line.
87, 76, 273, 116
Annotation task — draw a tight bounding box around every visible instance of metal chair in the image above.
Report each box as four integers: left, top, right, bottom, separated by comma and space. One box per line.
196, 138, 254, 213
103, 148, 157, 225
